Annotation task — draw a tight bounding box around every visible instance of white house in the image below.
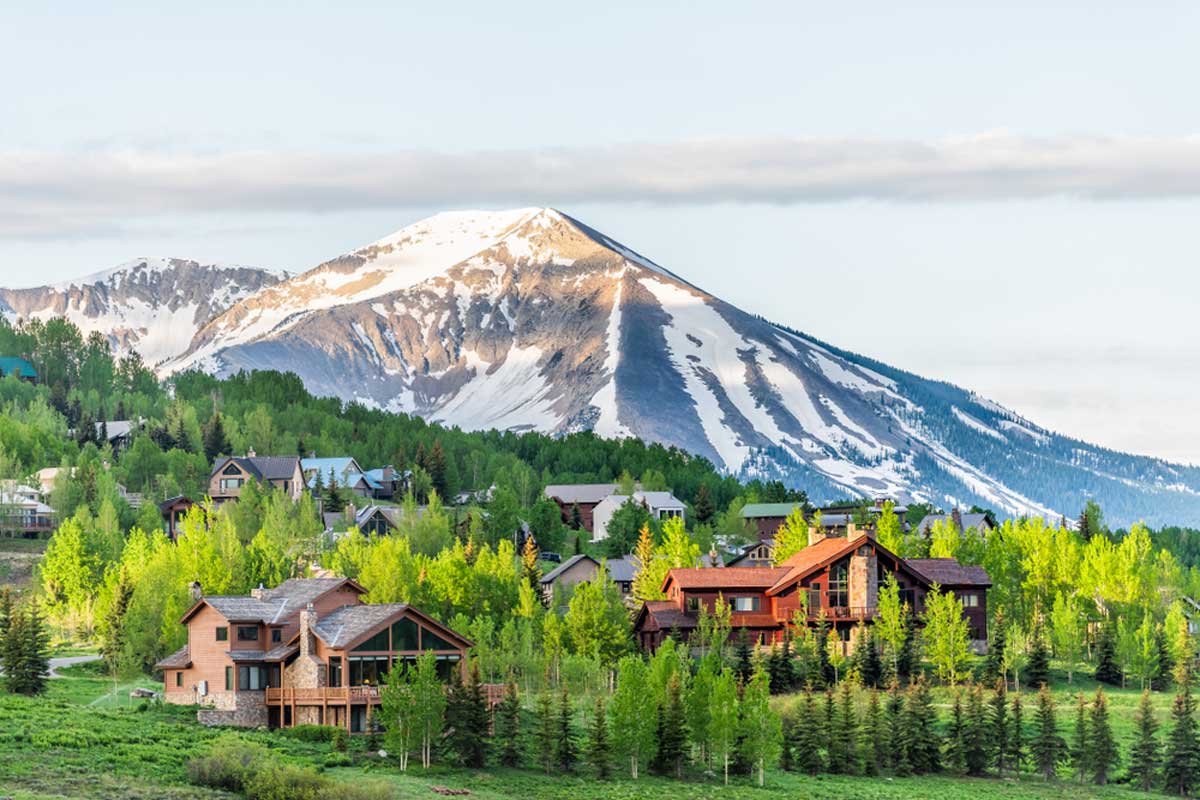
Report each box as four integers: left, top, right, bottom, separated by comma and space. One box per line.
591, 490, 686, 542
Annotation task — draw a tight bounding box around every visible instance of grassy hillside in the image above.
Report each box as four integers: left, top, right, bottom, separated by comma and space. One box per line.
0, 664, 1171, 800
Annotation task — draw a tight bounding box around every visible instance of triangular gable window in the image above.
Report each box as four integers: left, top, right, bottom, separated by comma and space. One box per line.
421, 627, 458, 651
222, 463, 242, 476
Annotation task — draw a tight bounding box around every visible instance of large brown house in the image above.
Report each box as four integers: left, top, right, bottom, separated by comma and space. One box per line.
209, 453, 304, 504
156, 577, 472, 732
634, 528, 989, 654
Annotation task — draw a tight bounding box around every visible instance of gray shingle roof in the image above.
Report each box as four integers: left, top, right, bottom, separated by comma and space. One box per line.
213, 455, 300, 482
539, 554, 599, 585
312, 603, 410, 649
905, 559, 992, 587
605, 556, 639, 583
543, 483, 617, 505
263, 644, 299, 662
227, 649, 269, 661
201, 578, 352, 624
155, 644, 191, 669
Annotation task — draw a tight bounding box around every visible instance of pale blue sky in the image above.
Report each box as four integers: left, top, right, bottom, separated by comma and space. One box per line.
2, 2, 1198, 462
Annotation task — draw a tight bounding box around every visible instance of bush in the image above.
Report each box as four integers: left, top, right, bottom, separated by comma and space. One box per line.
187, 737, 269, 792
323, 752, 352, 768
282, 724, 337, 743
331, 726, 348, 752
245, 762, 328, 800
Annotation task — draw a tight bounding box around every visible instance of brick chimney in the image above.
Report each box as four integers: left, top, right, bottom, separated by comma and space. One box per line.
250, 582, 266, 600
190, 581, 202, 602
299, 603, 317, 658
808, 525, 826, 547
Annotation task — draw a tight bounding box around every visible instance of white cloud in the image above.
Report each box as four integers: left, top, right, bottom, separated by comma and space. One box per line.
4, 134, 1200, 238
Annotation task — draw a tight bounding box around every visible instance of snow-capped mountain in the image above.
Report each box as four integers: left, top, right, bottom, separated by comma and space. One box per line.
0, 259, 288, 367
162, 208, 1200, 526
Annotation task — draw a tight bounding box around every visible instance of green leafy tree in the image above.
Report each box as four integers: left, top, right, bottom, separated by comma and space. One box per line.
563, 566, 629, 667
380, 660, 417, 771
708, 667, 739, 784
610, 656, 656, 779
923, 585, 972, 685
1049, 592, 1083, 684
771, 506, 807, 565
738, 661, 782, 787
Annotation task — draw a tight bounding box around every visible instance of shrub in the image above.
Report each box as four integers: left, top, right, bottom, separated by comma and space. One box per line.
323, 752, 352, 768
186, 736, 269, 792
283, 724, 337, 743
331, 726, 348, 752
245, 762, 327, 800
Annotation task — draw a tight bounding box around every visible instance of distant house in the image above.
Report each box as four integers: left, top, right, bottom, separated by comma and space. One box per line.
727, 540, 775, 567
209, 453, 304, 504
592, 491, 685, 542
301, 457, 378, 498
740, 503, 803, 539
0, 484, 55, 536
362, 466, 407, 500
0, 357, 37, 384
156, 577, 473, 731
915, 509, 994, 538
159, 495, 195, 541
539, 554, 639, 605
96, 419, 143, 456
323, 505, 404, 538
634, 528, 990, 653
543, 483, 618, 532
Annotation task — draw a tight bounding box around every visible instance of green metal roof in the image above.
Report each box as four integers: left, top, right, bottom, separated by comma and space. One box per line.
0, 357, 36, 379
740, 502, 803, 518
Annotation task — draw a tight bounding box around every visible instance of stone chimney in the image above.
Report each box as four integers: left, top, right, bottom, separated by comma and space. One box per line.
190, 581, 202, 602
382, 465, 394, 482
849, 542, 879, 611
250, 582, 266, 600
951, 507, 963, 532
808, 525, 826, 547
299, 603, 317, 658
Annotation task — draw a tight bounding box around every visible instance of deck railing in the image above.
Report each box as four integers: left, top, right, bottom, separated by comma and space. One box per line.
266, 686, 381, 704
809, 606, 878, 621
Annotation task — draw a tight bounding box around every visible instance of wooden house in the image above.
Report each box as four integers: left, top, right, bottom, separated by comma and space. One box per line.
209, 453, 304, 504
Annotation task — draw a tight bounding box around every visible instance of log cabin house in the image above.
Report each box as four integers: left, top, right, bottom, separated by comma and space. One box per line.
634, 527, 989, 654
156, 577, 473, 732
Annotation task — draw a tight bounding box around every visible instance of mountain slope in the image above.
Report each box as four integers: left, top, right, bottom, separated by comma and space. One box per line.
159, 208, 1200, 526
0, 259, 288, 367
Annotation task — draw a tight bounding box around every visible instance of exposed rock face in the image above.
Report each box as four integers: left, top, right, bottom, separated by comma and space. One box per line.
0, 258, 288, 368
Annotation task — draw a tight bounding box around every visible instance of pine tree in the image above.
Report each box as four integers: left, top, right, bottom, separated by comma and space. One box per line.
1163, 664, 1200, 797
555, 687, 577, 773
693, 484, 715, 525
0, 587, 14, 678
860, 627, 883, 689
653, 672, 687, 777
885, 683, 911, 776
7, 602, 49, 696
964, 683, 989, 776
202, 412, 230, 462
831, 681, 859, 774
496, 682, 522, 768
570, 503, 583, 531
1032, 684, 1065, 781
1027, 627, 1050, 689
1128, 689, 1161, 792
984, 611, 1006, 683
906, 676, 941, 774
325, 474, 345, 513
941, 689, 966, 774
587, 694, 611, 779
1094, 622, 1121, 686
1009, 692, 1025, 777
445, 665, 489, 767
794, 689, 825, 775
536, 692, 556, 774
1086, 688, 1117, 785
734, 627, 753, 683
1069, 693, 1089, 783
429, 440, 448, 501
861, 688, 885, 776
990, 679, 1010, 776
1153, 623, 1174, 692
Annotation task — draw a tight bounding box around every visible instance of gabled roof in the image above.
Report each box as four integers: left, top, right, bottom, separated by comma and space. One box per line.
0, 356, 37, 378
311, 603, 473, 651
915, 513, 992, 535
182, 577, 364, 624
663, 566, 790, 592
543, 483, 618, 505
597, 490, 685, 511
540, 554, 599, 584
766, 534, 890, 596
740, 502, 803, 518
211, 455, 301, 482
606, 555, 639, 583
154, 644, 191, 670
158, 494, 194, 512
636, 600, 699, 631
904, 559, 991, 587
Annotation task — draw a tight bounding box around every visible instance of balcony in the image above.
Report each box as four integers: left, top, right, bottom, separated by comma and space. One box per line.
266, 686, 381, 705
808, 606, 878, 621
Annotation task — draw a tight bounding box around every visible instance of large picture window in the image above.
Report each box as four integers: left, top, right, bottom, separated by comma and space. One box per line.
732, 596, 760, 612
391, 619, 420, 650
828, 560, 849, 607
237, 626, 259, 642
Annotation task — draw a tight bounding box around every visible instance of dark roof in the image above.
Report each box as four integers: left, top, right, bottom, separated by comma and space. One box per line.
158, 494, 194, 512
311, 603, 472, 651
227, 649, 269, 662
606, 556, 639, 583
905, 559, 992, 587
639, 600, 698, 631
186, 577, 359, 624
543, 483, 617, 505
155, 644, 191, 669
540, 554, 599, 584
212, 455, 301, 482
262, 644, 299, 662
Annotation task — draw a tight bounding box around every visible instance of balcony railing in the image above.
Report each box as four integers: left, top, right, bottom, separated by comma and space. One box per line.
266, 686, 381, 704
809, 606, 878, 621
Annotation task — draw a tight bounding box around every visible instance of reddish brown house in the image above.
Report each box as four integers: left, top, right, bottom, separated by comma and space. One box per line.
634, 529, 989, 654
159, 495, 195, 542
156, 577, 472, 732
542, 483, 617, 533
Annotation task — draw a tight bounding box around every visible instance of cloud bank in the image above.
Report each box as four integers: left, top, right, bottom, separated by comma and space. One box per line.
4, 134, 1200, 237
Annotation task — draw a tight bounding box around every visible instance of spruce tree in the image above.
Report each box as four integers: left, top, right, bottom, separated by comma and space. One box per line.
831, 681, 859, 775
202, 412, 230, 462
428, 440, 448, 501
570, 503, 583, 531
1094, 622, 1121, 686
1009, 692, 1025, 777
1086, 688, 1117, 785
1027, 627, 1050, 689
794, 689, 825, 775
885, 683, 911, 776
860, 627, 883, 689
693, 484, 715, 525
1032, 684, 1065, 781
325, 474, 346, 513
445, 665, 488, 767
905, 676, 941, 774
1128, 689, 1161, 792
990, 679, 1010, 776
984, 611, 1006, 683
1163, 664, 1200, 797
943, 690, 967, 774
496, 682, 522, 768
734, 628, 753, 683
536, 692, 555, 774
653, 672, 687, 777
1153, 624, 1174, 692
1069, 693, 1089, 783
964, 683, 989, 776
7, 602, 49, 696
861, 688, 885, 776
0, 587, 14, 680
587, 695, 611, 779
555, 687, 577, 773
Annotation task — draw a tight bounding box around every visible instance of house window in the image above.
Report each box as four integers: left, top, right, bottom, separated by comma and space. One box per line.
959, 592, 979, 608
828, 561, 849, 608
237, 626, 259, 642
328, 656, 342, 688
422, 628, 457, 651
732, 596, 760, 612
353, 629, 390, 652
216, 626, 228, 642
219, 478, 244, 490
237, 665, 267, 691
225, 666, 233, 691
271, 629, 282, 643
807, 584, 821, 611
686, 596, 701, 612
175, 671, 182, 687
391, 618, 420, 651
